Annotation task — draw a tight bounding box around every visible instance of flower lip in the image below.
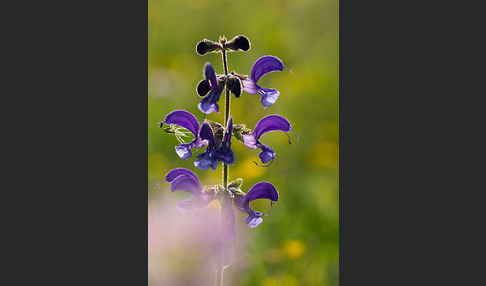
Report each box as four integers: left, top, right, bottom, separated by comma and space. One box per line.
165, 168, 200, 185
170, 175, 201, 194
244, 181, 279, 204
250, 55, 286, 83
236, 181, 279, 228
164, 110, 200, 138
253, 114, 292, 140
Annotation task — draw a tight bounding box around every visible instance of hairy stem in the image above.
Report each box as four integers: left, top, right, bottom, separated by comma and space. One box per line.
222, 49, 230, 189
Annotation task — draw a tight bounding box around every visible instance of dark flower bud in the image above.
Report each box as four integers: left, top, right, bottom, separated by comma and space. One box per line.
196, 39, 221, 55
226, 35, 251, 52
227, 76, 242, 98
197, 79, 210, 97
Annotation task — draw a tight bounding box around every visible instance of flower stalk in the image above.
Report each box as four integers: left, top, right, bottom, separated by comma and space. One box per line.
219, 38, 230, 286
162, 34, 290, 286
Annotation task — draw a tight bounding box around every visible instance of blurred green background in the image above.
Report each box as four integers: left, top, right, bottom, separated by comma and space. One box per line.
149, 0, 338, 285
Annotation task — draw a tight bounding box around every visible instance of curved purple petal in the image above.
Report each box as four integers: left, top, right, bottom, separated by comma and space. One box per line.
164, 110, 200, 138
258, 88, 280, 108
244, 182, 279, 204
238, 182, 278, 228
253, 114, 292, 140
199, 123, 216, 150
250, 56, 285, 83
204, 62, 218, 91
165, 168, 200, 185
170, 175, 202, 194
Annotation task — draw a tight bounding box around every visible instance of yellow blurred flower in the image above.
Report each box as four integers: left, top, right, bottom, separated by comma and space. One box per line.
263, 275, 299, 286
281, 274, 299, 286
263, 277, 279, 286
284, 239, 306, 260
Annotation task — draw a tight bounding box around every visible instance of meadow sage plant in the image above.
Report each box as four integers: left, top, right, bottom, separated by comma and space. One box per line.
159, 35, 294, 286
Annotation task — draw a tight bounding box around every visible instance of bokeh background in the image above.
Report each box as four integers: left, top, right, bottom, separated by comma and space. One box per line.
148, 0, 338, 285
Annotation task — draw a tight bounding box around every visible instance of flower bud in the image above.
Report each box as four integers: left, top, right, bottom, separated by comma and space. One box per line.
227, 76, 242, 98
226, 35, 251, 52
196, 39, 222, 55
197, 79, 210, 97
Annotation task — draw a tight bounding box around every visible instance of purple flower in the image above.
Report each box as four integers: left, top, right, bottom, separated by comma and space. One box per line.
241, 56, 286, 108
165, 168, 212, 213
194, 117, 235, 170
214, 117, 235, 165
242, 115, 292, 165
235, 182, 279, 228
164, 110, 207, 160
197, 63, 224, 114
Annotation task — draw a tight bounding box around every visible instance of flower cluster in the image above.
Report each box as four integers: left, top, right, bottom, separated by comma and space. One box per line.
166, 168, 278, 228
159, 35, 295, 252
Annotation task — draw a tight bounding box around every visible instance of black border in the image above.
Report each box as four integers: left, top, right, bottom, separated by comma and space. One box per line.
5, 1, 149, 284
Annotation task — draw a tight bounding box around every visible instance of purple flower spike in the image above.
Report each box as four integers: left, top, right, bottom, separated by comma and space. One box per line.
242, 56, 286, 108
236, 182, 279, 228
198, 63, 224, 114
164, 168, 211, 213
164, 110, 207, 160
242, 114, 292, 165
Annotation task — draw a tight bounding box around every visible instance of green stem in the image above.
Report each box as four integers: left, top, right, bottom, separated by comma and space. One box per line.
216, 47, 231, 286
222, 49, 230, 189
